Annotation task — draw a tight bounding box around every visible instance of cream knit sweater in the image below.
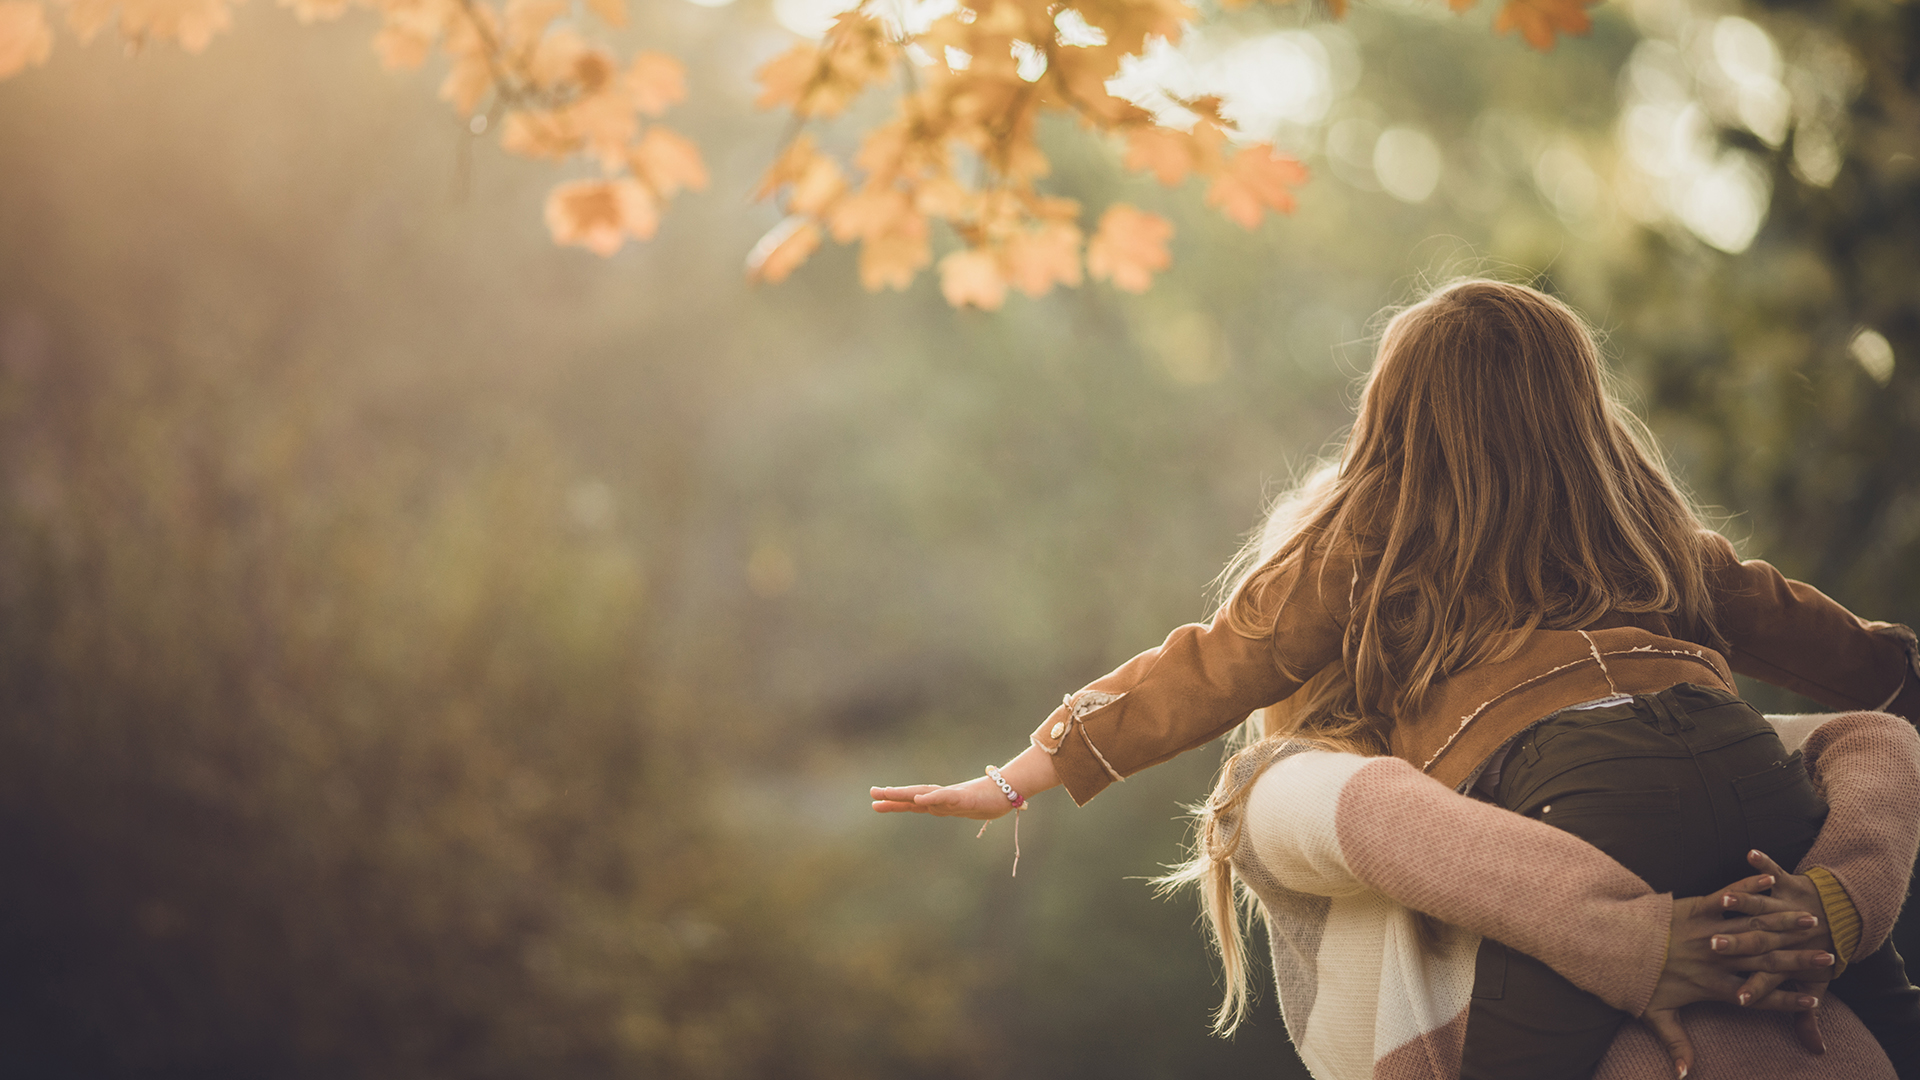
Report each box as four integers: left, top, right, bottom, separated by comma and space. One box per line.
1229, 711, 1920, 1080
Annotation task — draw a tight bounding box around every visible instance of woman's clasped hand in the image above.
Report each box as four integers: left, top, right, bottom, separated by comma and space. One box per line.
1644, 850, 1840, 1078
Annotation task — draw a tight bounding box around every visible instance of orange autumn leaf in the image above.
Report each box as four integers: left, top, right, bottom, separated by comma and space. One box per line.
748, 36, 879, 117
786, 155, 845, 217
373, 21, 432, 69
828, 184, 915, 244
64, 0, 239, 52
1002, 221, 1084, 299
626, 51, 685, 117
1087, 204, 1173, 293
912, 174, 973, 219
278, 0, 345, 23
526, 28, 591, 87
584, 0, 621, 27
753, 134, 819, 201
1122, 122, 1225, 187
859, 217, 931, 291
1493, 0, 1596, 50
1205, 144, 1309, 228
747, 217, 823, 283
754, 44, 818, 110
436, 18, 493, 110
500, 108, 580, 161
504, 0, 565, 51
754, 134, 848, 217
545, 177, 659, 256
0, 1, 52, 78
938, 248, 1009, 311
631, 126, 708, 198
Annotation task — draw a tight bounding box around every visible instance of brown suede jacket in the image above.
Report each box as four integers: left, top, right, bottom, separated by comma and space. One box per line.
1030, 531, 1920, 804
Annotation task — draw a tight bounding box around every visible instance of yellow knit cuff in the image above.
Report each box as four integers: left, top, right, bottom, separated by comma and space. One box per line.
1806, 866, 1862, 977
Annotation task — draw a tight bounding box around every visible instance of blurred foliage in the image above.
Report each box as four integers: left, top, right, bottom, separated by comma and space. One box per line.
0, 0, 1915, 1078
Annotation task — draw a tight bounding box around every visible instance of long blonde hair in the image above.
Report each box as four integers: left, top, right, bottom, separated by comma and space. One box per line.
1227, 278, 1719, 726
1165, 279, 1717, 1034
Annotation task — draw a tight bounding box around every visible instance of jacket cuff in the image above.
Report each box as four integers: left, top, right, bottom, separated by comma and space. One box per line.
1029, 691, 1128, 807
1805, 866, 1863, 977
1868, 622, 1920, 723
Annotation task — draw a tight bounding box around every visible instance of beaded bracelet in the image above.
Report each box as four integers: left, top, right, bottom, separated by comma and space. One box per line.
984, 765, 1027, 809
978, 765, 1026, 876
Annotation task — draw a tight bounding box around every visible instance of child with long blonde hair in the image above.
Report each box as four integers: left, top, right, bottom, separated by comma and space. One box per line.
873, 280, 1920, 1079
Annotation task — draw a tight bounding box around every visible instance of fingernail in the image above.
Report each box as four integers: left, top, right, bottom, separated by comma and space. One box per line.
1760, 875, 1775, 887
1738, 991, 1750, 1006
1799, 915, 1819, 928
1712, 936, 1730, 951
1751, 849, 1762, 859
1723, 894, 1738, 908
1816, 953, 1834, 966
1801, 996, 1819, 1008
1678, 1065, 1688, 1079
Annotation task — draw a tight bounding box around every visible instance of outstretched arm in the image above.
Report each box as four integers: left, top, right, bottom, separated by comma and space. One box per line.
871, 742, 1061, 820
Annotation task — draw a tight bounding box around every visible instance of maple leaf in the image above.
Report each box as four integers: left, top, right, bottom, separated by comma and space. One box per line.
436, 17, 493, 110
278, 0, 346, 24
752, 137, 844, 217
64, 0, 239, 52
500, 108, 580, 161
545, 178, 659, 256
503, 0, 564, 50
568, 90, 638, 171
1087, 203, 1172, 293
1205, 144, 1308, 228
0, 1, 53, 79
912, 173, 973, 219
626, 51, 685, 117
939, 248, 1009, 311
1122, 122, 1225, 187
1493, 0, 1595, 50
631, 125, 708, 199
1002, 220, 1084, 299
829, 184, 915, 244
754, 135, 824, 199
1082, 0, 1195, 56
373, 21, 433, 69
747, 216, 823, 283
527, 29, 591, 88
855, 118, 947, 185
754, 33, 881, 118
819, 8, 892, 85
583, 0, 620, 27
754, 44, 818, 110
859, 217, 931, 292
786, 154, 844, 217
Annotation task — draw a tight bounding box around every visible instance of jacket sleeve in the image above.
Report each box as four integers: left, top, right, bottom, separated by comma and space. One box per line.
1792, 711, 1920, 965
1704, 531, 1920, 722
1030, 556, 1349, 806
1240, 749, 1672, 1016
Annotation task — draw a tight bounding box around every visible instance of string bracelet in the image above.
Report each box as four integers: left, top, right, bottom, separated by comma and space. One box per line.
977, 765, 1026, 876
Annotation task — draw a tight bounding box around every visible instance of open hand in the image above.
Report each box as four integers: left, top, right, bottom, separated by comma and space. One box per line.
871, 746, 1062, 821
870, 778, 1015, 820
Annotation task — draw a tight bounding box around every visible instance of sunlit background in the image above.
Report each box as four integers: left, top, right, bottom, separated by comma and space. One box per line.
2, 0, 1916, 1076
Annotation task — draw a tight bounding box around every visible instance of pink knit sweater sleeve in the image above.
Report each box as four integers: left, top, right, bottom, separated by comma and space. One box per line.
1332, 758, 1672, 1015
1244, 750, 1671, 1015
1797, 711, 1920, 955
